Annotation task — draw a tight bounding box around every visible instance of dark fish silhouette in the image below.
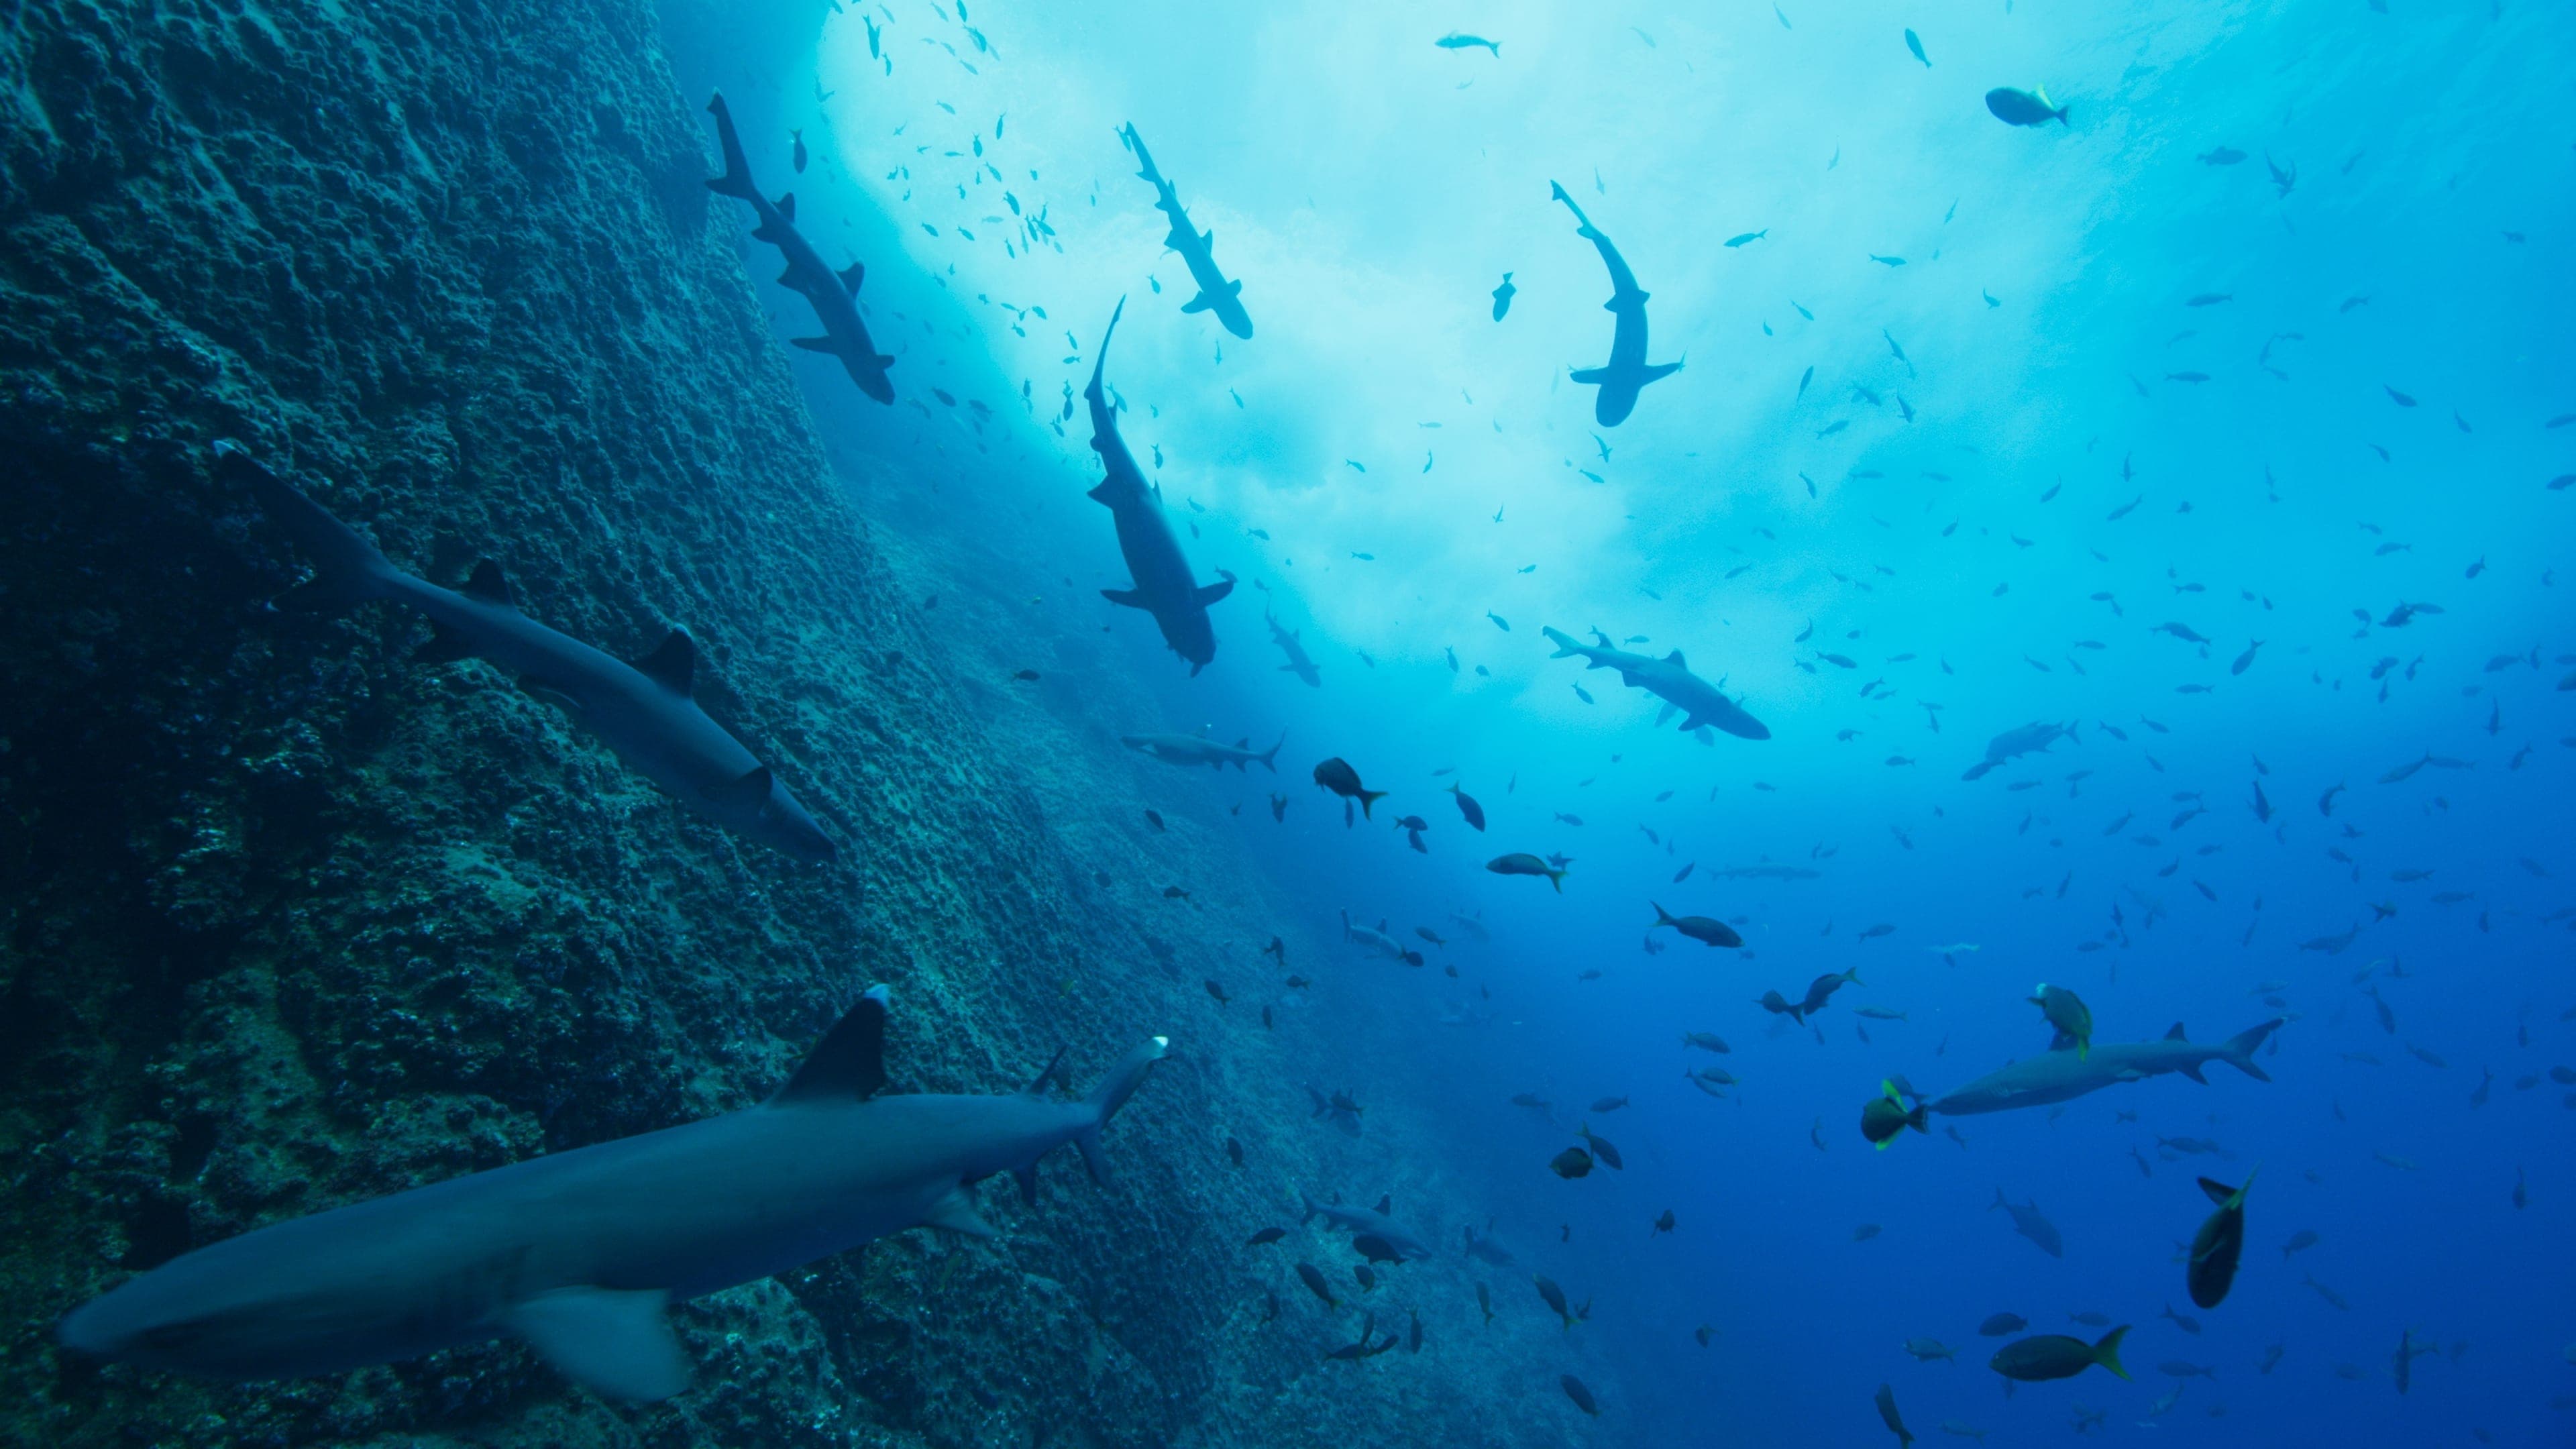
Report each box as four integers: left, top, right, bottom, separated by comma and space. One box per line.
1549, 182, 1680, 425
1984, 86, 2068, 127
1119, 124, 1250, 337
1085, 301, 1233, 672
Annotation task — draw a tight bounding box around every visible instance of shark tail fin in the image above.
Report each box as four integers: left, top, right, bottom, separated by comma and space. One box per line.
1075, 1034, 1171, 1183
1541, 626, 1585, 659
218, 441, 400, 610
1258, 735, 1283, 773
2220, 1019, 2281, 1081
702, 92, 760, 201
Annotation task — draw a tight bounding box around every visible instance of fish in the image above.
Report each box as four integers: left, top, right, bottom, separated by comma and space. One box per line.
1984, 86, 2069, 127
1978, 1313, 2027, 1337
59, 987, 1161, 1399
2188, 1171, 2255, 1309
1876, 1383, 1917, 1446
1725, 229, 1769, 248
1247, 1226, 1285, 1246
1576, 1126, 1623, 1170
1487, 852, 1567, 892
1084, 303, 1235, 672
2198, 146, 2246, 165
1436, 31, 1502, 56
1534, 1274, 1590, 1329
2029, 983, 2094, 1057
1989, 1191, 2064, 1257
1652, 1208, 1676, 1234
1683, 1032, 1731, 1054
1902, 27, 1930, 66
217, 445, 834, 861
1930, 1020, 2281, 1116
1861, 1079, 1929, 1148
1118, 124, 1250, 338
1491, 271, 1516, 320
1651, 902, 1743, 948
1560, 1374, 1598, 1415
704, 94, 896, 404
1296, 1262, 1337, 1308
1312, 757, 1387, 817
1121, 733, 1283, 772
1549, 182, 1680, 426
1989, 1327, 2131, 1383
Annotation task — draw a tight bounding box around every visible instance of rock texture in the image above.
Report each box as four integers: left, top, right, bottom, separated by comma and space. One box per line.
0, 1, 1603, 1446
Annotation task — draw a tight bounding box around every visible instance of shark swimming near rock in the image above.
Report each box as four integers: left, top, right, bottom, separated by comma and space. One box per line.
1548, 182, 1681, 426
1267, 611, 1322, 686
1121, 732, 1283, 771
1541, 627, 1768, 740
1960, 720, 2078, 781
58, 986, 1167, 1400
1085, 299, 1234, 673
218, 442, 835, 861
1930, 1019, 2282, 1116
1301, 1192, 1434, 1260
1341, 910, 1418, 963
1120, 123, 1251, 339
704, 92, 895, 404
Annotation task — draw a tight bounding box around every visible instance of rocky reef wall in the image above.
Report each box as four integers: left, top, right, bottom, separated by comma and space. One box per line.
0, 1, 1605, 1445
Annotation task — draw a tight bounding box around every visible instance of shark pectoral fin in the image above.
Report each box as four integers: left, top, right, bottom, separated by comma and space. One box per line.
1678, 715, 1715, 735
926, 1186, 997, 1238
1654, 702, 1678, 727
506, 1286, 688, 1403
1568, 366, 1611, 385
631, 629, 696, 694
1012, 1163, 1040, 1203
790, 335, 844, 354
415, 620, 478, 665
702, 764, 774, 809
1194, 577, 1234, 606
1101, 587, 1147, 609
1179, 292, 1213, 315
2177, 1062, 2209, 1084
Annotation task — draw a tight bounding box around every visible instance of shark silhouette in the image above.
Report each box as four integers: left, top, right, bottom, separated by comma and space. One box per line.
704, 92, 895, 404
1085, 299, 1234, 672
1549, 182, 1680, 425
1121, 123, 1251, 339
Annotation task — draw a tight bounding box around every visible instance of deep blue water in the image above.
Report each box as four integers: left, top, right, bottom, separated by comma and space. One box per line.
788, 1, 2573, 1442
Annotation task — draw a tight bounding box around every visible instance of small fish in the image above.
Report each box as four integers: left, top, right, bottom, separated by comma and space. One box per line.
1903, 27, 1930, 66
1491, 272, 1516, 321
1247, 1226, 1286, 1246
2198, 146, 2247, 166
1434, 32, 1501, 56
1876, 1383, 1917, 1446
2030, 983, 2093, 1057
2187, 1171, 2252, 1311
1984, 86, 2069, 127
1989, 1328, 2131, 1383
1548, 1146, 1593, 1179
1726, 229, 1770, 248
1869, 254, 1907, 267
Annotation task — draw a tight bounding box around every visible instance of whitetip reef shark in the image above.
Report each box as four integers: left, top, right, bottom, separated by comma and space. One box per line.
60, 986, 1168, 1400
1929, 1018, 2282, 1116
1085, 299, 1234, 672
1120, 122, 1252, 339
1120, 732, 1283, 771
1549, 181, 1680, 426
704, 91, 896, 404
1542, 626, 1769, 740
218, 442, 835, 861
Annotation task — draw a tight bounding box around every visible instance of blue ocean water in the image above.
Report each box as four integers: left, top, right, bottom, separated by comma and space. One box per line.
785, 1, 2574, 1442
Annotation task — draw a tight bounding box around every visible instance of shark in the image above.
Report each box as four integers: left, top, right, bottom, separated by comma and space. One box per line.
704, 92, 895, 405
1085, 299, 1234, 674
1929, 1019, 2282, 1116
1120, 123, 1251, 339
1340, 910, 1415, 963
1267, 611, 1322, 686
218, 443, 834, 861
1120, 732, 1283, 771
1548, 182, 1681, 426
1301, 1192, 1434, 1260
1960, 720, 2079, 781
1542, 627, 1769, 740
59, 986, 1166, 1400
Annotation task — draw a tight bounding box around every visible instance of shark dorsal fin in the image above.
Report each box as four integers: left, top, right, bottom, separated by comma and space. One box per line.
773, 985, 890, 1104
462, 559, 515, 608
775, 191, 796, 221
1666, 649, 1686, 667
838, 261, 865, 294
1375, 1194, 1392, 1215
2164, 1022, 2188, 1041
633, 629, 696, 694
